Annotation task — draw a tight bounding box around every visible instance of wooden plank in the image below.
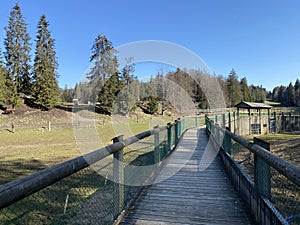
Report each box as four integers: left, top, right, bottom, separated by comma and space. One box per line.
120, 128, 255, 225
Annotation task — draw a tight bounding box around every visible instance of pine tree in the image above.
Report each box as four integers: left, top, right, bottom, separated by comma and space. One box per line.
61, 85, 74, 103
97, 72, 122, 114
87, 34, 118, 101
285, 82, 296, 106
4, 3, 31, 96
146, 96, 159, 114
294, 79, 300, 106
114, 63, 137, 115
240, 77, 251, 102
272, 86, 280, 102
33, 15, 60, 108
278, 85, 286, 104
0, 50, 7, 104
226, 69, 242, 106
249, 85, 266, 102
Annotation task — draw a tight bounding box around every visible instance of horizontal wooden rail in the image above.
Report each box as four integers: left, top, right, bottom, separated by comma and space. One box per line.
210, 119, 300, 186
0, 125, 169, 210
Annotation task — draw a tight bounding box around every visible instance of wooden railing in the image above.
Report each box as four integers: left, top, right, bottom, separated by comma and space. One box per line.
0, 116, 203, 224
206, 116, 300, 225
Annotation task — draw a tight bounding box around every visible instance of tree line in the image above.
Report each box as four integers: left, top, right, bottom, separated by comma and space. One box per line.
272, 79, 300, 106
0, 4, 60, 110
62, 34, 268, 114
61, 33, 269, 115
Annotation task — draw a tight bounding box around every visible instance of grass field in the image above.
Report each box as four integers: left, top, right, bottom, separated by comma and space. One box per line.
0, 106, 179, 224
245, 133, 300, 166
231, 132, 300, 220
0, 106, 176, 184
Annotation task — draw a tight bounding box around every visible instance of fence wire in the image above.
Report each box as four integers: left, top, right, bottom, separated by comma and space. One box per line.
207, 115, 300, 225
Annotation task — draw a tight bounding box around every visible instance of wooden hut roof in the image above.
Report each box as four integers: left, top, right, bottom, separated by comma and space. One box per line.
235, 101, 272, 109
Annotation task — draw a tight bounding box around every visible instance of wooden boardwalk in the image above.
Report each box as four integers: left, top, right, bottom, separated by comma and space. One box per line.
120, 128, 255, 225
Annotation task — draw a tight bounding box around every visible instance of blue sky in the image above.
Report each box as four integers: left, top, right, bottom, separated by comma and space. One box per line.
0, 0, 300, 91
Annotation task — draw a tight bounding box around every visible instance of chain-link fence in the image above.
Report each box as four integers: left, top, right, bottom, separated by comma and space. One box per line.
207, 116, 300, 225
0, 116, 202, 225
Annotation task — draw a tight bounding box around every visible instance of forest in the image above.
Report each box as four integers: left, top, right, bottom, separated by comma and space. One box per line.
0, 4, 298, 115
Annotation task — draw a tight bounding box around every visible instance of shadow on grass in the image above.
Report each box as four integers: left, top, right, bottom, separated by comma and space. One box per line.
0, 158, 47, 184
0, 145, 161, 225
0, 164, 109, 225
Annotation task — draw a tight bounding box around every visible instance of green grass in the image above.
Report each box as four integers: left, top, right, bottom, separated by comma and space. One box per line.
0, 128, 79, 184
0, 114, 175, 224
0, 115, 175, 184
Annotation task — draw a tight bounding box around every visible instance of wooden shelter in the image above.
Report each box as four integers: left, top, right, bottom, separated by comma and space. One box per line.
235, 101, 272, 135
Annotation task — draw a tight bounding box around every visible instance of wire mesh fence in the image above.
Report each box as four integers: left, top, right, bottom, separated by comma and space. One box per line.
0, 116, 202, 225
206, 116, 300, 225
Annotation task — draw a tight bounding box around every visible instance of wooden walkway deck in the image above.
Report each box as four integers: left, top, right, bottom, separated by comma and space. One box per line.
120, 128, 255, 225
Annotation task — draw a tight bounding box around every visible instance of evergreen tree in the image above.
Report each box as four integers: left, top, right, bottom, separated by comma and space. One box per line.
285, 82, 296, 106
61, 85, 74, 103
294, 79, 300, 106
97, 72, 122, 114
155, 72, 166, 114
249, 85, 266, 102
226, 69, 242, 106
4, 3, 31, 95
33, 15, 60, 108
146, 96, 159, 114
272, 86, 280, 102
114, 63, 137, 115
87, 34, 118, 101
0, 50, 7, 104
198, 91, 208, 109
278, 85, 286, 104
240, 77, 251, 102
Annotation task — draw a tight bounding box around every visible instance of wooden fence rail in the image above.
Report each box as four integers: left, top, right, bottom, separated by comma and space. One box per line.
0, 125, 169, 210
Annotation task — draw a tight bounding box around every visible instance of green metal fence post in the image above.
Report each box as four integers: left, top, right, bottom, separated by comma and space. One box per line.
177, 118, 182, 137
112, 135, 124, 217
222, 114, 226, 128
222, 127, 231, 155
154, 126, 160, 163
274, 111, 277, 133
215, 124, 220, 145
254, 137, 272, 199
228, 112, 231, 131
174, 120, 179, 144
205, 116, 210, 133
195, 115, 198, 127
167, 123, 172, 152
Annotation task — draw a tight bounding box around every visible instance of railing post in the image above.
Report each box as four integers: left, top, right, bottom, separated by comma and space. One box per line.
273, 111, 277, 133
205, 116, 210, 133
254, 137, 272, 199
222, 127, 231, 155
112, 135, 124, 217
182, 117, 185, 132
195, 115, 198, 127
228, 112, 231, 131
177, 118, 182, 137
174, 120, 179, 144
215, 124, 220, 146
167, 123, 172, 152
153, 126, 160, 163
222, 114, 226, 128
